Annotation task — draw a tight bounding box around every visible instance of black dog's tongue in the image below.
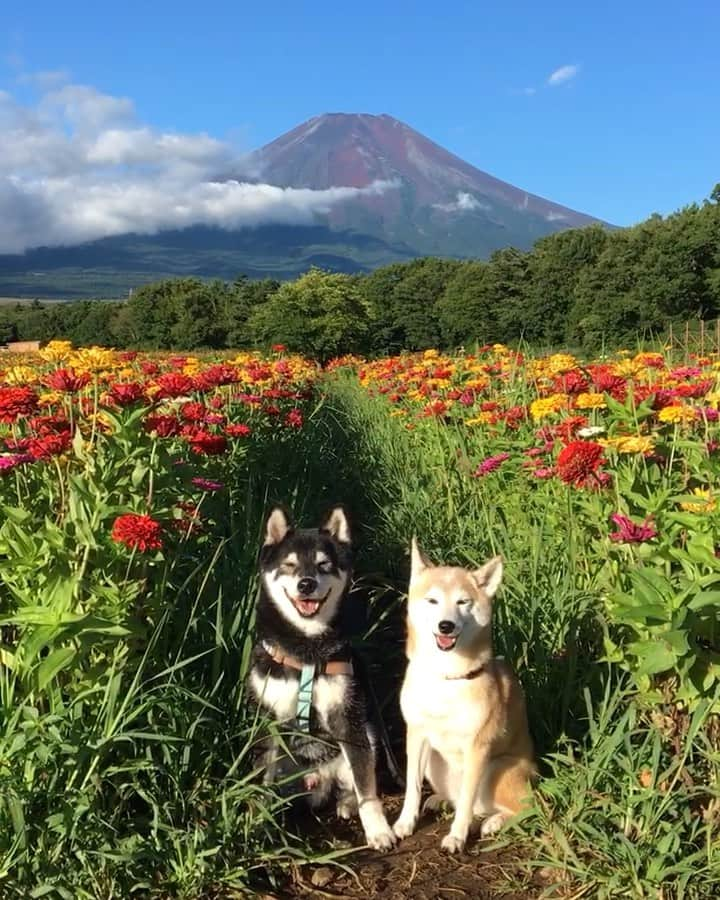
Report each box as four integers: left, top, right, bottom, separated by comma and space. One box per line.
295, 598, 321, 616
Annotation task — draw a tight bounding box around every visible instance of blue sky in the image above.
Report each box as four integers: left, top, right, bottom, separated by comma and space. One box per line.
2, 0, 719, 245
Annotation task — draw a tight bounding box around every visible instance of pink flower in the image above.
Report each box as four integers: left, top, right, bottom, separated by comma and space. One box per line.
191, 477, 224, 492
609, 513, 657, 544
532, 466, 556, 479
473, 452, 510, 477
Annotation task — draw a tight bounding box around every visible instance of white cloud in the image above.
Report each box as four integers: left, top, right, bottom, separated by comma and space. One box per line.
547, 64, 580, 86
0, 76, 399, 254
433, 191, 490, 214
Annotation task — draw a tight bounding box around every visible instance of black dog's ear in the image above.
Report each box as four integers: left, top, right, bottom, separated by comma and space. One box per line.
264, 505, 293, 546
320, 505, 351, 544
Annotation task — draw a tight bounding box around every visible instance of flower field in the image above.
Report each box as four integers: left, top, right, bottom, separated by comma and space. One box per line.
1, 340, 719, 897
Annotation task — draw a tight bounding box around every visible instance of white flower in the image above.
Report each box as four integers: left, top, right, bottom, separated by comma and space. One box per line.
577, 425, 606, 438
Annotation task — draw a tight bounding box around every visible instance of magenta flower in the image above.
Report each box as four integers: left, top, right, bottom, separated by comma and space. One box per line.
0, 453, 33, 472
609, 513, 657, 544
473, 452, 510, 477
191, 477, 225, 492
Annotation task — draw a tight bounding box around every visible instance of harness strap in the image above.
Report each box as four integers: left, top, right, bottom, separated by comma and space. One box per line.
261, 641, 353, 732
296, 663, 316, 731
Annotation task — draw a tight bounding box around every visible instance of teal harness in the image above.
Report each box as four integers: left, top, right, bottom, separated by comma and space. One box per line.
296, 662, 316, 732
262, 641, 353, 733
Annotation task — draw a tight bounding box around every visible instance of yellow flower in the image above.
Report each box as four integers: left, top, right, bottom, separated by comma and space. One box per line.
705, 392, 720, 408
575, 392, 607, 410
465, 411, 497, 426
39, 340, 74, 362
69, 346, 119, 373
423, 349, 440, 359
658, 405, 696, 425
546, 353, 580, 376
529, 393, 569, 421
389, 409, 407, 417
38, 391, 63, 406
4, 365, 38, 385
612, 358, 645, 378
600, 435, 655, 454
680, 488, 716, 514
464, 377, 490, 391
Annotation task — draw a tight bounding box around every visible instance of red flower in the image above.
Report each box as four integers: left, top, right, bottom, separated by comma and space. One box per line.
272, 343, 287, 353
588, 366, 627, 401
109, 382, 147, 407
284, 409, 304, 428
552, 370, 589, 395
43, 368, 91, 393
155, 373, 195, 398
0, 386, 39, 423
225, 423, 252, 438
29, 415, 71, 435
195, 363, 238, 389
111, 513, 163, 552
141, 361, 160, 376
552, 415, 589, 442
186, 429, 228, 455
181, 401, 207, 423
26, 432, 72, 460
609, 513, 657, 544
557, 440, 606, 488
421, 400, 448, 418
143, 414, 181, 437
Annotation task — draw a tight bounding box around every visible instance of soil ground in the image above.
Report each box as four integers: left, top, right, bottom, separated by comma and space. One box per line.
265, 795, 547, 900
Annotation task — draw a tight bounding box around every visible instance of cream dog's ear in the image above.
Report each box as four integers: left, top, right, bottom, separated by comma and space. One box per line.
471, 556, 503, 598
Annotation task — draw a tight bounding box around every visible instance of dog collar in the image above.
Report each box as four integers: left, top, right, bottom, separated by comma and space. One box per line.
261, 641, 354, 677
445, 663, 486, 680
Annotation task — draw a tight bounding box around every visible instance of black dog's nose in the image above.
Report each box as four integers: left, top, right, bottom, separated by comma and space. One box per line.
438, 620, 455, 635
297, 577, 318, 596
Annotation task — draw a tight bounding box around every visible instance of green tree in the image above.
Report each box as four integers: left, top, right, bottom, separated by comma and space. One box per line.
249, 268, 371, 362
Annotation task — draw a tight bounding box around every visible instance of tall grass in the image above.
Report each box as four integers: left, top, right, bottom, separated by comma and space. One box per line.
323, 370, 720, 899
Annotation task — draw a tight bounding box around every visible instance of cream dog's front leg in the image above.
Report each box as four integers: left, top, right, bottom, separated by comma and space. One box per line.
441, 740, 491, 853
393, 726, 429, 839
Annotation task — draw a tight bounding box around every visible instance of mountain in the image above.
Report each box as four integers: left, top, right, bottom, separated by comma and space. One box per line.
0, 113, 603, 299
250, 113, 601, 258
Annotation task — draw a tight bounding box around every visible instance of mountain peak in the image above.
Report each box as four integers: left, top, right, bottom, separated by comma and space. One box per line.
251, 113, 600, 257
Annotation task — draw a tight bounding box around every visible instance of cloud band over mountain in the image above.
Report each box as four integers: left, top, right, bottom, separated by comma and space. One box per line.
0, 77, 397, 254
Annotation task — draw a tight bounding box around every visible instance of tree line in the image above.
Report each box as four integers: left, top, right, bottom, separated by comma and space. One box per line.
3, 186, 719, 358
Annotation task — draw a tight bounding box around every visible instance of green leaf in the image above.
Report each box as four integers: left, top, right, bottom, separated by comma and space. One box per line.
37, 646, 77, 690
628, 639, 678, 676
688, 590, 720, 611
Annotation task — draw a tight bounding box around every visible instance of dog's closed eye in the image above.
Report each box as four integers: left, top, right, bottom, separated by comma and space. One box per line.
457, 598, 472, 606
426, 597, 439, 605
317, 559, 334, 574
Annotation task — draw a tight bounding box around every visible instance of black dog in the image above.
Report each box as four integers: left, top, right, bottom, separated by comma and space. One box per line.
248, 505, 396, 850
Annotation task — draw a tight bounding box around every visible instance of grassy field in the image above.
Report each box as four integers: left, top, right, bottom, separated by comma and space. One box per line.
0, 342, 718, 898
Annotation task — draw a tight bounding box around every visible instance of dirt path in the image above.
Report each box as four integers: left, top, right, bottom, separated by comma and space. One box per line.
269, 796, 545, 900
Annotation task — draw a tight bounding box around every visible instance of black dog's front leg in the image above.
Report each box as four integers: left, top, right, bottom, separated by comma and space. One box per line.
327, 709, 396, 851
